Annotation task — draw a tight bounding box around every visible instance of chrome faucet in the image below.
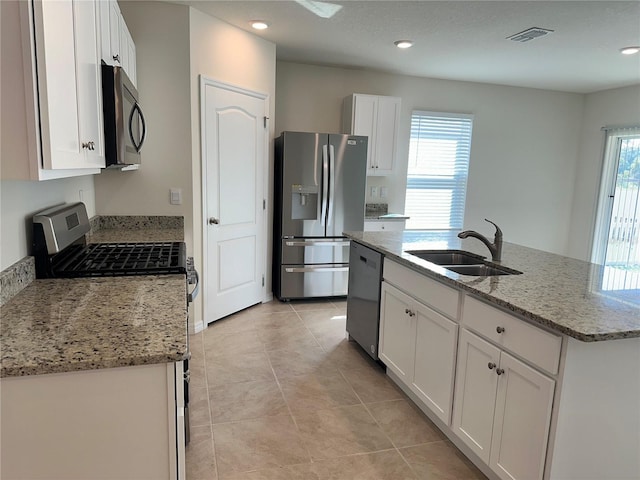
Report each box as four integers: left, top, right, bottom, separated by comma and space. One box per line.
458, 219, 503, 262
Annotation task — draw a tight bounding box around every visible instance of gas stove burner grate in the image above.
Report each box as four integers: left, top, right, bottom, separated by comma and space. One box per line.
53, 242, 187, 277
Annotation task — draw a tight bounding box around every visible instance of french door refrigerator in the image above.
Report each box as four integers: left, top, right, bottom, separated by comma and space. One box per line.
273, 131, 367, 300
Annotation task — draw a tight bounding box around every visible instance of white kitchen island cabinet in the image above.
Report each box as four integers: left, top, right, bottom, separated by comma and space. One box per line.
343, 94, 401, 175
1, 362, 185, 480
1, 0, 105, 181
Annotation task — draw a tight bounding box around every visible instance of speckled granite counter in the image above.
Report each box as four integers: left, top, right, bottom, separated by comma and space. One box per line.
1, 275, 187, 377
87, 215, 184, 243
345, 231, 640, 342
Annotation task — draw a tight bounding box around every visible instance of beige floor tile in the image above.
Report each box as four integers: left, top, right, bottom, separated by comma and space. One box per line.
298, 309, 346, 327
212, 415, 311, 476
400, 441, 488, 479
290, 299, 337, 312
340, 362, 404, 404
312, 450, 418, 479
251, 301, 294, 314
209, 379, 288, 423
294, 404, 393, 460
190, 386, 212, 427
251, 311, 305, 330
258, 324, 322, 351
324, 341, 380, 370
280, 372, 361, 412
366, 399, 446, 447
206, 350, 275, 387
219, 463, 322, 480
267, 345, 340, 379
189, 356, 207, 389
186, 425, 217, 480
203, 329, 264, 358
206, 311, 259, 335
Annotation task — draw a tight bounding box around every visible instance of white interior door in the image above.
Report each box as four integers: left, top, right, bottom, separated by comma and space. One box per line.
202, 79, 267, 322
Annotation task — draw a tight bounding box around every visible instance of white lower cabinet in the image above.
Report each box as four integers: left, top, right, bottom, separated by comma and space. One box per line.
1, 363, 185, 480
453, 328, 555, 480
363, 219, 406, 231
379, 278, 458, 425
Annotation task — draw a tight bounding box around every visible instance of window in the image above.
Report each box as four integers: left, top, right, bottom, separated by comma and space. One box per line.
404, 111, 473, 230
592, 126, 640, 294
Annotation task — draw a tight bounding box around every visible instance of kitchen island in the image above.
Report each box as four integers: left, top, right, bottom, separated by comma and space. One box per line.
0, 218, 188, 480
345, 230, 640, 480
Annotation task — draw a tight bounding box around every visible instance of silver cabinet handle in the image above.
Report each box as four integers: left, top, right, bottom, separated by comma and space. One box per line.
488, 362, 497, 370
113, 54, 120, 62
496, 368, 505, 375
82, 141, 95, 150
209, 218, 219, 225
496, 326, 505, 334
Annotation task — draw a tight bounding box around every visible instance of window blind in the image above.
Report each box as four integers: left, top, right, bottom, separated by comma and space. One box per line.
405, 111, 473, 230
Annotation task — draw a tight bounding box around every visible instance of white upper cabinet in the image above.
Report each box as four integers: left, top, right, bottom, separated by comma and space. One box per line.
99, 0, 136, 85
1, 0, 105, 180
343, 94, 401, 176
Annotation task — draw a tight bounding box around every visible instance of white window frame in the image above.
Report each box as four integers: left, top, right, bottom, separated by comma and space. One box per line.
404, 110, 474, 231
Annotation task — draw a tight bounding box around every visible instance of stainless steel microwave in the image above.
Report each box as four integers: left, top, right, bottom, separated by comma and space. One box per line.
101, 65, 146, 168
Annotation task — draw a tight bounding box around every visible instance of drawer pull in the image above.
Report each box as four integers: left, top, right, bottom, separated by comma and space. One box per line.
404, 308, 415, 317
487, 362, 497, 370
496, 368, 505, 375
496, 326, 505, 334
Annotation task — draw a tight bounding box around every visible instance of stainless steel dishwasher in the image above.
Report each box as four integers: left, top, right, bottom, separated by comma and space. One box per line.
346, 241, 383, 360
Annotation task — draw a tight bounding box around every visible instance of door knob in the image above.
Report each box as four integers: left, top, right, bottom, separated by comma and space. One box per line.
209, 218, 219, 225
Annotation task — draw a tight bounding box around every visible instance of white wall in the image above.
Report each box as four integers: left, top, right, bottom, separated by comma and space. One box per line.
276, 61, 584, 255
94, 1, 193, 249
568, 84, 640, 261
188, 7, 276, 324
0, 177, 96, 270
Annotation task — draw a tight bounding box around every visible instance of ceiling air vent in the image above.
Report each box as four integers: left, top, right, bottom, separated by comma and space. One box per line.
507, 27, 554, 43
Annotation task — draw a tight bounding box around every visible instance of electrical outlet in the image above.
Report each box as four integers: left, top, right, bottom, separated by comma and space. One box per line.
380, 186, 388, 198
370, 186, 379, 197
170, 188, 182, 205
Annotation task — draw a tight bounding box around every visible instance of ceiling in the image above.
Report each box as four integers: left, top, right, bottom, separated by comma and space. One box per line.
176, 1, 640, 94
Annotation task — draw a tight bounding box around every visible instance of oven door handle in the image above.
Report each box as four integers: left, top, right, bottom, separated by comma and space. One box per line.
187, 270, 200, 303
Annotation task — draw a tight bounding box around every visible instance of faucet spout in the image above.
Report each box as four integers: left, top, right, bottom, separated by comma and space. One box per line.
458, 219, 503, 262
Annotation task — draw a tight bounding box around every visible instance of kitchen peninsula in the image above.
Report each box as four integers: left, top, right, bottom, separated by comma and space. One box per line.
345, 230, 640, 480
0, 216, 188, 480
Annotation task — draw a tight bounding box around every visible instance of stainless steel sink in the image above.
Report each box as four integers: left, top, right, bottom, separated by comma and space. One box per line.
405, 250, 486, 265
405, 249, 522, 276
445, 264, 522, 276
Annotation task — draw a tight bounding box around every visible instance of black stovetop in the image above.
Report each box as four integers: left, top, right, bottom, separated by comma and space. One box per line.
44, 242, 187, 278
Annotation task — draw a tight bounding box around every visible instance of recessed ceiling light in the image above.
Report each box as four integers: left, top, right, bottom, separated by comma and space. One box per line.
620, 46, 640, 55
394, 40, 413, 49
251, 21, 269, 30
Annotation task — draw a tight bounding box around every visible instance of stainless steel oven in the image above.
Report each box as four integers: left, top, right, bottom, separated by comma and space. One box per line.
32, 202, 196, 445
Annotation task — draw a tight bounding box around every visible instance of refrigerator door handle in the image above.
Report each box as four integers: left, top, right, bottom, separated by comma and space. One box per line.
321, 145, 329, 226
327, 144, 336, 226
285, 266, 349, 273
285, 240, 351, 247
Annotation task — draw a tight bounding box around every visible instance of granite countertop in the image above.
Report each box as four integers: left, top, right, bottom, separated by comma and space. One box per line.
0, 276, 187, 377
345, 231, 640, 342
0, 215, 188, 378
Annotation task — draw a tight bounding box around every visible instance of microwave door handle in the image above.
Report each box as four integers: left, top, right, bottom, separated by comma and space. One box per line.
129, 103, 146, 152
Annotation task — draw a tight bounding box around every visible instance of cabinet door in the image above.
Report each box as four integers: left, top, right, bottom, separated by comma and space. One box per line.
373, 96, 400, 174
124, 27, 136, 85
452, 329, 500, 463
379, 282, 416, 383
412, 303, 458, 425
351, 95, 377, 173
109, 0, 121, 64
489, 352, 555, 480
74, 0, 104, 167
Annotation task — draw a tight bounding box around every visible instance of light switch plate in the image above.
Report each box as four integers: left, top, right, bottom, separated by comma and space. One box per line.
170, 188, 182, 205
380, 186, 388, 198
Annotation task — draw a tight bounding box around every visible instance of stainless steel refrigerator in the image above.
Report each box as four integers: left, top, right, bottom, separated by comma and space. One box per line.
273, 131, 367, 300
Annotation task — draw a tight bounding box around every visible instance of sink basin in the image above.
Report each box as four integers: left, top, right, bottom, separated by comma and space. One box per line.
405, 249, 522, 276
406, 250, 485, 266
446, 264, 523, 276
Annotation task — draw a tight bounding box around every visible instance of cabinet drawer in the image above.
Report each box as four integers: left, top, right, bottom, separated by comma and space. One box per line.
462, 296, 561, 375
384, 259, 459, 319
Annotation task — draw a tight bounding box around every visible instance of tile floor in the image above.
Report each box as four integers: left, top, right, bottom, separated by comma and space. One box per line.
186, 299, 488, 480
